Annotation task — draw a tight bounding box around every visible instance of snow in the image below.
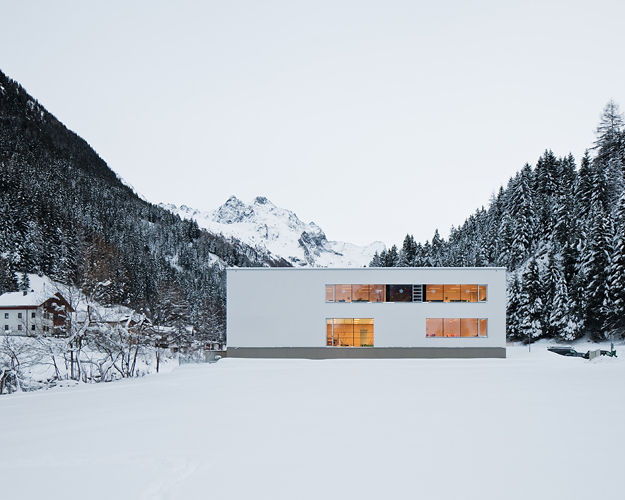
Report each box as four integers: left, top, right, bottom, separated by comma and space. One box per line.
1, 342, 624, 500
0, 274, 59, 306
162, 196, 385, 267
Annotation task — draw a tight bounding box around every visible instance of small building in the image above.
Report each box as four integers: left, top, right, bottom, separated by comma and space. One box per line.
0, 289, 74, 336
226, 267, 506, 358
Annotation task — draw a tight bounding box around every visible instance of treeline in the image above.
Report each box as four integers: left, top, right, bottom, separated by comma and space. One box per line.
0, 69, 289, 343
371, 101, 625, 342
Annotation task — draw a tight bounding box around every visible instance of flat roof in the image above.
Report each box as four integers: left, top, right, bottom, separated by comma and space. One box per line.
227, 267, 507, 271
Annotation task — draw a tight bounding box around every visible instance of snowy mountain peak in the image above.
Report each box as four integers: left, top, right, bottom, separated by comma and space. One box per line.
252, 196, 271, 206
213, 195, 252, 224
162, 197, 385, 267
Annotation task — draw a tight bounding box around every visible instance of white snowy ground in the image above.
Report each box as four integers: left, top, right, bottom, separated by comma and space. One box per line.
1, 342, 624, 500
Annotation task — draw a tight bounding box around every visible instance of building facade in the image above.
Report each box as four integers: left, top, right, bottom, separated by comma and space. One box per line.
0, 290, 74, 336
227, 267, 506, 358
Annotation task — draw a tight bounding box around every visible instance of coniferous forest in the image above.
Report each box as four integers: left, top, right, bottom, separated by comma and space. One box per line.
370, 100, 625, 343
0, 69, 290, 348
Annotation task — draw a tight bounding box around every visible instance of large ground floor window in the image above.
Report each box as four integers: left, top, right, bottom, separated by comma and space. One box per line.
426, 318, 487, 338
326, 318, 374, 347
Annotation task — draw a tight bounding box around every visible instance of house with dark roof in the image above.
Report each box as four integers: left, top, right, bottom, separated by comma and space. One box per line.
0, 289, 74, 336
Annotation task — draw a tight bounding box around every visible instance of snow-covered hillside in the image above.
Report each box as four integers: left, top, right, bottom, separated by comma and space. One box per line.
162, 196, 385, 267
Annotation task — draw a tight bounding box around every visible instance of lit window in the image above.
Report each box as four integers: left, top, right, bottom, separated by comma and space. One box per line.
335, 285, 352, 303
425, 285, 444, 302
479, 319, 488, 337
444, 285, 461, 302
352, 285, 370, 302
444, 318, 460, 337
326, 285, 334, 302
326, 318, 374, 347
427, 318, 487, 338
461, 284, 478, 302
478, 285, 487, 302
370, 285, 386, 303
426, 318, 443, 337
460, 318, 478, 337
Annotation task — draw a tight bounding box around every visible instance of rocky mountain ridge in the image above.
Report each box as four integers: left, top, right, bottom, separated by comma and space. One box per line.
162, 196, 385, 267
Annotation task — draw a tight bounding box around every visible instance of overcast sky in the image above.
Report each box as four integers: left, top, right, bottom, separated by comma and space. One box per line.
2, 0, 624, 247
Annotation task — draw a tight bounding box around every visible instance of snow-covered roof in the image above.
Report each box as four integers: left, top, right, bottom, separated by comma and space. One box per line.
0, 274, 67, 307
0, 290, 45, 307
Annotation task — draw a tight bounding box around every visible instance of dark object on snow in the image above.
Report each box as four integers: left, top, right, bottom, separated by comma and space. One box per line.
548, 347, 586, 358
548, 346, 617, 359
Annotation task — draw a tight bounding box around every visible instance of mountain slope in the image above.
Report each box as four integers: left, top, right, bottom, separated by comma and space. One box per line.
163, 196, 385, 267
0, 69, 285, 340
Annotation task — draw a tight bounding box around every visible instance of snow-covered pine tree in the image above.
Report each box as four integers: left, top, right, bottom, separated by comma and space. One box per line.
533, 150, 559, 242
397, 234, 416, 267
509, 166, 536, 269
384, 245, 399, 267
369, 251, 382, 267
594, 99, 624, 161
581, 199, 613, 338
506, 272, 522, 340
429, 229, 445, 267
602, 193, 625, 337
518, 258, 544, 342
548, 264, 581, 341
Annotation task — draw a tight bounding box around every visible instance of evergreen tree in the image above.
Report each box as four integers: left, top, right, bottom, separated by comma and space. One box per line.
383, 245, 399, 267
573, 151, 594, 224
369, 251, 382, 267
429, 229, 445, 266
581, 202, 613, 337
603, 194, 625, 336
518, 258, 544, 342
0, 258, 18, 295
397, 234, 416, 267
509, 166, 535, 268
506, 273, 522, 340
17, 272, 30, 292
594, 99, 624, 160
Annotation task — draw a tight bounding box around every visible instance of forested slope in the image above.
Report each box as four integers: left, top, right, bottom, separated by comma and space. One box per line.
0, 69, 288, 341
371, 101, 625, 342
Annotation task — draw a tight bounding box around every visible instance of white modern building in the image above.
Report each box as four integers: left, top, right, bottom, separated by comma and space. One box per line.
227, 267, 506, 358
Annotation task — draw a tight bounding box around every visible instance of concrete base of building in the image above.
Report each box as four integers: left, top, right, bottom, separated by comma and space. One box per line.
225, 347, 506, 359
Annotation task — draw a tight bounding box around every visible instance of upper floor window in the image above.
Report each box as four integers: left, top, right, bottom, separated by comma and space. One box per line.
327, 284, 487, 303
424, 284, 487, 303
31, 312, 36, 319
4, 313, 8, 319
17, 312, 22, 319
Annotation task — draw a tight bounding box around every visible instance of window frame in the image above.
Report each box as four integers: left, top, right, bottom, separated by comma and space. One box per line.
426, 318, 488, 338
326, 318, 374, 347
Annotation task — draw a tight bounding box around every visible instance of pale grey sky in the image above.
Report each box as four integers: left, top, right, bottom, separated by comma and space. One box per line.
2, 0, 624, 247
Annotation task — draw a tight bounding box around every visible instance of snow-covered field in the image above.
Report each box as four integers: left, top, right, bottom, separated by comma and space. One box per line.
1, 342, 623, 500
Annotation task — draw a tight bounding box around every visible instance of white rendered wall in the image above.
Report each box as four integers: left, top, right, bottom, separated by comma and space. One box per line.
227, 268, 506, 349
1, 308, 37, 334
